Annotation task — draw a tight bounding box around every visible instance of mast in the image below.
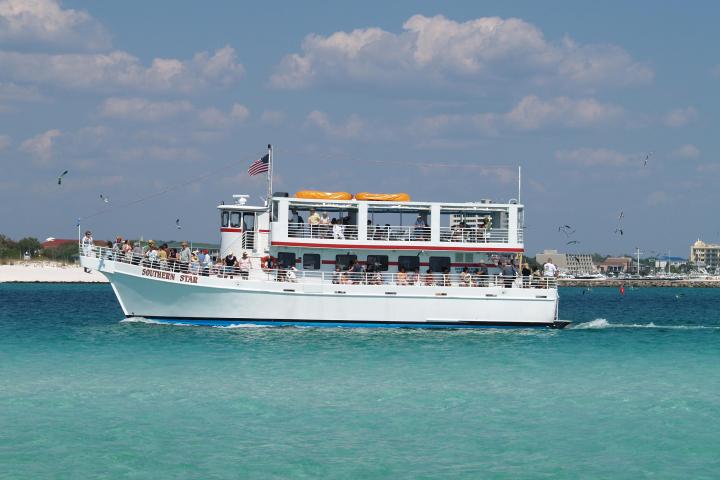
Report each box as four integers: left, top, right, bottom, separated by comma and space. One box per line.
266, 144, 273, 205
517, 165, 522, 204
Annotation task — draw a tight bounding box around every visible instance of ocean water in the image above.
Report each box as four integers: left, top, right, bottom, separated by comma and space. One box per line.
1, 285, 719, 479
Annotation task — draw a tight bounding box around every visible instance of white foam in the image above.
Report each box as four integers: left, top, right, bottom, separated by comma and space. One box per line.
571, 318, 720, 330
120, 316, 164, 325
212, 323, 270, 329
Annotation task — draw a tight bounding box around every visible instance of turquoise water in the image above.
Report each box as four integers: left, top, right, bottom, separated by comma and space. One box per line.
1, 285, 719, 479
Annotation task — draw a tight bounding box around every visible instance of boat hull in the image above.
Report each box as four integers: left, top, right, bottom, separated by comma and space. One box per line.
84, 256, 563, 329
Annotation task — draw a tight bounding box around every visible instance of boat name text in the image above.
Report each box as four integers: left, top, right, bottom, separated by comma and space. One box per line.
141, 268, 198, 284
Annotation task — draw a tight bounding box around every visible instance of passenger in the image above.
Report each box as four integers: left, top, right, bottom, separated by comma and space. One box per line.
369, 265, 383, 285
211, 259, 223, 276
407, 267, 420, 285
501, 260, 516, 288
122, 239, 132, 262
367, 220, 375, 240
473, 265, 488, 287
441, 267, 451, 286
112, 236, 123, 259
543, 259, 558, 278
158, 243, 169, 270
189, 252, 201, 274
237, 251, 252, 280
424, 268, 435, 286
340, 269, 352, 285
522, 263, 532, 287
349, 259, 364, 284
201, 249, 212, 276
319, 212, 331, 238
146, 241, 159, 268
413, 215, 428, 240
81, 231, 94, 266
167, 248, 178, 271
332, 265, 342, 284
179, 241, 191, 273
308, 208, 321, 237
332, 218, 345, 240
289, 209, 304, 237
224, 251, 238, 276
460, 267, 472, 287
131, 242, 143, 265
397, 266, 408, 285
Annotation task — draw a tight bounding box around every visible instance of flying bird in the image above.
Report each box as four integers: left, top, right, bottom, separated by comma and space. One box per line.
566, 240, 580, 245
100, 194, 110, 203
558, 225, 575, 237
57, 170, 68, 185
176, 218, 182, 230
614, 228, 624, 236
642, 151, 654, 167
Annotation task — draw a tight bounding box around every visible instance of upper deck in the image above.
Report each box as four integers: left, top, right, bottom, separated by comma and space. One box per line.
266, 195, 524, 253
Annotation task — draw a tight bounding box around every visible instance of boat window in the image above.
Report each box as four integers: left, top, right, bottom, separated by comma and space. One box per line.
366, 255, 388, 271
277, 252, 296, 268
429, 256, 451, 272
303, 253, 321, 270
230, 212, 241, 228
221, 211, 229, 228
243, 213, 255, 231
335, 254, 357, 270
398, 256, 420, 272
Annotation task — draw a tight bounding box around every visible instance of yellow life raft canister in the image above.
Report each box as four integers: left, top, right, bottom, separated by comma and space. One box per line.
294, 190, 353, 200
354, 192, 411, 202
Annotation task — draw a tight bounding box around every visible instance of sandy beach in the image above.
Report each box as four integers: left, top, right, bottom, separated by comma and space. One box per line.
0, 262, 109, 283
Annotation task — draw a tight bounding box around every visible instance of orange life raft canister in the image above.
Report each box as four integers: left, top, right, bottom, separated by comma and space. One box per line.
295, 190, 353, 200
354, 192, 411, 202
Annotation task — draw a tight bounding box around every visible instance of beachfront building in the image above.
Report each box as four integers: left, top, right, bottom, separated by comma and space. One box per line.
534, 249, 596, 275
654, 255, 687, 270
597, 257, 633, 274
690, 239, 720, 269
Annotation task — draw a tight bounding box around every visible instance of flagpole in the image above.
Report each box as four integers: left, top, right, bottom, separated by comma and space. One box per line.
267, 143, 273, 205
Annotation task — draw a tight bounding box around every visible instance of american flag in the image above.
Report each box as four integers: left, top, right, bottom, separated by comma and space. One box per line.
248, 153, 270, 176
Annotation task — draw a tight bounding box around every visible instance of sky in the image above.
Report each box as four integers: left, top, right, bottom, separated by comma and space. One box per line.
1, 0, 719, 258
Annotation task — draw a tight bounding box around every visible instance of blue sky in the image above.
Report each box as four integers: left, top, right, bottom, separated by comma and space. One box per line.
1, 0, 719, 258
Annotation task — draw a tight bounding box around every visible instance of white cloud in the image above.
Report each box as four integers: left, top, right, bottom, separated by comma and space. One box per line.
555, 147, 635, 167
198, 103, 250, 127
0, 45, 245, 93
305, 110, 365, 138
118, 146, 205, 162
260, 109, 286, 125
413, 95, 623, 137
0, 133, 10, 150
505, 95, 623, 130
19, 128, 60, 165
662, 107, 697, 127
100, 97, 193, 121
671, 144, 700, 158
0, 82, 44, 101
0, 0, 110, 50
271, 14, 652, 90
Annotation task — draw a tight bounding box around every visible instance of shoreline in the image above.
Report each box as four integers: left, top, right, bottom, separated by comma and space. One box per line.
559, 279, 720, 288
0, 262, 109, 283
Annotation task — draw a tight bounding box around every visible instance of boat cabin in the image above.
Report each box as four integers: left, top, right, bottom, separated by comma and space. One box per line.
218, 192, 524, 273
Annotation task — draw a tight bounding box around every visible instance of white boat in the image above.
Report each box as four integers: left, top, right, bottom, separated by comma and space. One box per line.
80, 149, 564, 329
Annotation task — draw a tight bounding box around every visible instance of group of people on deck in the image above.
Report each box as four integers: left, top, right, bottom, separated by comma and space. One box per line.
290, 209, 353, 240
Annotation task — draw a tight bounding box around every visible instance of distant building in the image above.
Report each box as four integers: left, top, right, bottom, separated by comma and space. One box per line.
690, 239, 720, 269
534, 249, 595, 274
654, 255, 686, 270
597, 257, 633, 274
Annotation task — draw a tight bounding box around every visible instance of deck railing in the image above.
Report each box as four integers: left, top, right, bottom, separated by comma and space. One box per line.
80, 245, 557, 289
287, 223, 518, 244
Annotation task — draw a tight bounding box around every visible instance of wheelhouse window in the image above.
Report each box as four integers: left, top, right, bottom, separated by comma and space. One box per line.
366, 255, 388, 271
230, 212, 241, 228
303, 253, 321, 270
335, 254, 357, 270
221, 211, 229, 228
277, 252, 296, 268
398, 256, 420, 272
429, 256, 451, 272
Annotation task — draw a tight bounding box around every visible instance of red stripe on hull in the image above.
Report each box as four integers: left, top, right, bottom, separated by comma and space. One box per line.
272, 240, 523, 253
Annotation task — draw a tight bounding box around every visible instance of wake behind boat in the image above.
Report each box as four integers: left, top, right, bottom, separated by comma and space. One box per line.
80, 146, 564, 329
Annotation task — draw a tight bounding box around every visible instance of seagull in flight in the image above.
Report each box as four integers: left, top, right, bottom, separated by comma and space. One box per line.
100, 194, 110, 204
566, 240, 580, 245
176, 218, 182, 230
642, 152, 654, 167
57, 170, 68, 185
558, 225, 575, 237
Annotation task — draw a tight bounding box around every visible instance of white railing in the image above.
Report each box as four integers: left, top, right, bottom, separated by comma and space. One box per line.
438, 227, 509, 244
288, 223, 359, 240
287, 223, 517, 244
80, 245, 557, 289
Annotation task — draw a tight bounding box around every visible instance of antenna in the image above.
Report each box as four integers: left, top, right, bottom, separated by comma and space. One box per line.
517, 166, 522, 204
